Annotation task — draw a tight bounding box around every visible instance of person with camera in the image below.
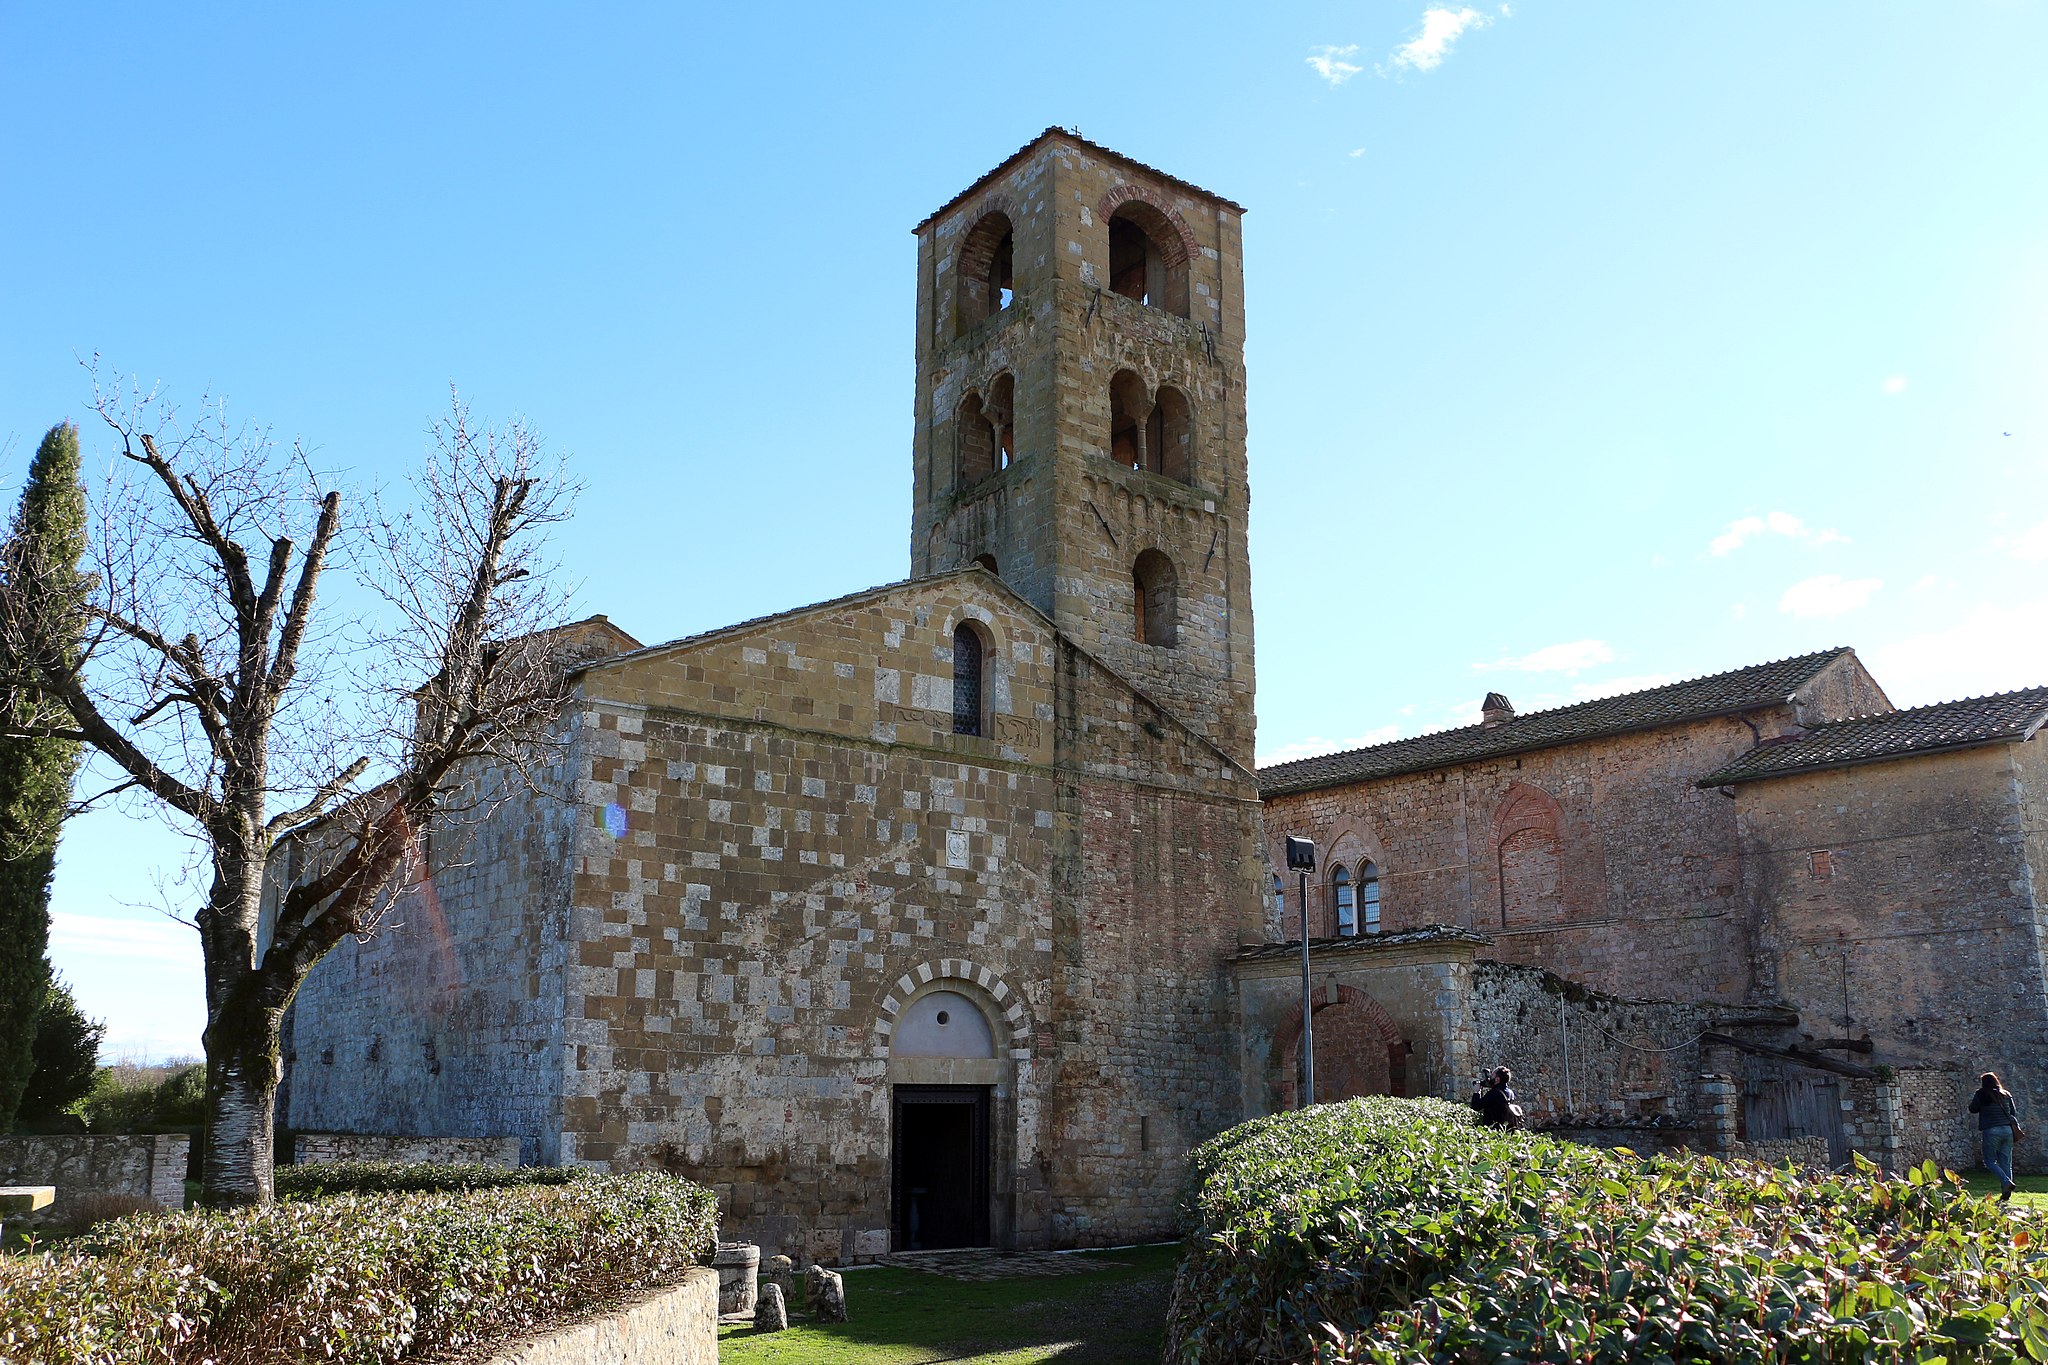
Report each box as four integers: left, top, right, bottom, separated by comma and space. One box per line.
1471, 1066, 1524, 1129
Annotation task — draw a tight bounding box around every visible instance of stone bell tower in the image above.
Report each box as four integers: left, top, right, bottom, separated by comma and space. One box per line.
908, 129, 1256, 764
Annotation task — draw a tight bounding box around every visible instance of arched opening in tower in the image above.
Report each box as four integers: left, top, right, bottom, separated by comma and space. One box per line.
1132, 549, 1178, 648
956, 211, 1015, 335
1106, 203, 1190, 317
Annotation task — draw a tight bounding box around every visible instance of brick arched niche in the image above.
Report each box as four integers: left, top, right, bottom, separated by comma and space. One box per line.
1494, 782, 1567, 929
1276, 984, 1405, 1109
1096, 185, 1196, 318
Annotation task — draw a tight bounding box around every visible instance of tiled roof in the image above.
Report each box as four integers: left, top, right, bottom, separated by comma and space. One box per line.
1258, 648, 1857, 797
1233, 924, 1491, 963
1699, 687, 2048, 786
912, 127, 1246, 233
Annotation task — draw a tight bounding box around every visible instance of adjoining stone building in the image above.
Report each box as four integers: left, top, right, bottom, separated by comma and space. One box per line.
1257, 657, 2048, 1172
283, 130, 2048, 1259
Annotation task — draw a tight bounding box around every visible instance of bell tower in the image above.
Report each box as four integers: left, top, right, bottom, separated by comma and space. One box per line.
909, 130, 1256, 764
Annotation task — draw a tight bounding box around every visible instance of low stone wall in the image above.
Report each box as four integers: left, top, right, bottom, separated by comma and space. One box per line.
1542, 1123, 1702, 1158
0, 1135, 188, 1223
292, 1133, 521, 1167
1733, 1136, 1832, 1170
483, 1266, 717, 1365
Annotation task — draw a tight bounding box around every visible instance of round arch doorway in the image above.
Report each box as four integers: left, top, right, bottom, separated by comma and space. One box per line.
890, 989, 997, 1250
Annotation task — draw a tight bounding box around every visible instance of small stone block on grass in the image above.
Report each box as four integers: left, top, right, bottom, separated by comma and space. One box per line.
755, 1282, 788, 1333
805, 1265, 848, 1322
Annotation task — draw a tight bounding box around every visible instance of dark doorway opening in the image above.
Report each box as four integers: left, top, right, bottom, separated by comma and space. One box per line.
892, 1085, 991, 1250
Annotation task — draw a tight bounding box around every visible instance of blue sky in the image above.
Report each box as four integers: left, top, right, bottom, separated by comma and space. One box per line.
4, 3, 2045, 1059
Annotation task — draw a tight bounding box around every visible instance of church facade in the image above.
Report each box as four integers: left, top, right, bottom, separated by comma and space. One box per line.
283, 131, 2048, 1255
284, 131, 1272, 1264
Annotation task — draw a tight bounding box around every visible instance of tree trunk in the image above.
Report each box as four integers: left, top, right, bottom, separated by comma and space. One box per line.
203, 994, 284, 1203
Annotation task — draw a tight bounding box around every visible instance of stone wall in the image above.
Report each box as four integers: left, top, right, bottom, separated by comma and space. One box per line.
1891, 1067, 1978, 1173
1731, 742, 2048, 1170
1733, 1136, 1832, 1169
283, 756, 577, 1167
0, 1135, 187, 1222
1468, 959, 1715, 1127
1543, 1124, 1705, 1158
293, 1133, 522, 1166
483, 1266, 717, 1365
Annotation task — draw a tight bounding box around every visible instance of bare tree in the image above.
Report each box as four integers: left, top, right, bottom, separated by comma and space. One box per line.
0, 373, 578, 1205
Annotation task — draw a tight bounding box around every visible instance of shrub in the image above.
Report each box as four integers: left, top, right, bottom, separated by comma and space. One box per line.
14, 981, 102, 1126
1169, 1096, 2048, 1364
0, 1170, 718, 1364
275, 1159, 581, 1201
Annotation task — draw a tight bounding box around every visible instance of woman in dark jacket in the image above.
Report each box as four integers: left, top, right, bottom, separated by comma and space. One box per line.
1969, 1071, 2024, 1200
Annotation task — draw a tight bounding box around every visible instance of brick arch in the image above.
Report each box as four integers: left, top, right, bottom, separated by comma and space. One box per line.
1096, 184, 1196, 268
874, 958, 1029, 1058
1276, 984, 1406, 1107
954, 203, 1018, 283
1494, 781, 1565, 928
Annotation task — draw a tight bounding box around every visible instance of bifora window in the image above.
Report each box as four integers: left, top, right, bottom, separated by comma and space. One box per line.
952, 622, 984, 737
1360, 860, 1382, 934
1333, 865, 1357, 936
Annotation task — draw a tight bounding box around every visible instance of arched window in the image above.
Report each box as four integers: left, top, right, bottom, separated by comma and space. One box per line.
951, 622, 984, 737
1109, 370, 1148, 470
956, 211, 1015, 335
1105, 202, 1190, 317
1148, 386, 1193, 482
1360, 860, 1381, 935
1271, 872, 1285, 921
956, 393, 995, 489
987, 372, 1016, 470
1131, 549, 1177, 647
972, 553, 998, 576
1332, 865, 1357, 937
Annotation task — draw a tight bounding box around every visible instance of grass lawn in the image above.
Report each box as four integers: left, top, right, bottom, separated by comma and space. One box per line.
1960, 1170, 2048, 1209
718, 1243, 1180, 1364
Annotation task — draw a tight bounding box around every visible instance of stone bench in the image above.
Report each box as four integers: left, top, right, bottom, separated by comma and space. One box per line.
0, 1185, 55, 1241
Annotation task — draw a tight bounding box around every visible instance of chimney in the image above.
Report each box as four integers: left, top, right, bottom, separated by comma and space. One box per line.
1481, 692, 1515, 728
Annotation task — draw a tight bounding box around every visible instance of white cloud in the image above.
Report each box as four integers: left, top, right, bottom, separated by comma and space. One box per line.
1385, 7, 1492, 74
1779, 573, 1882, 619
1884, 375, 1909, 394
49, 911, 199, 964
1258, 725, 1401, 768
1347, 147, 1366, 158
1864, 599, 2048, 706
1731, 603, 1748, 620
1307, 44, 1364, 85
1709, 510, 1848, 557
1999, 521, 2048, 563
1477, 639, 1615, 675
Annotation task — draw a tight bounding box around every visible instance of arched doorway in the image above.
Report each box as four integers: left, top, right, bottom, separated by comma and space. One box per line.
1279, 985, 1406, 1109
890, 990, 994, 1250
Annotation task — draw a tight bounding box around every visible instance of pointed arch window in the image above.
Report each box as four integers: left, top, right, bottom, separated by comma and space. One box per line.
951, 622, 984, 737
1332, 864, 1356, 937
1360, 860, 1381, 935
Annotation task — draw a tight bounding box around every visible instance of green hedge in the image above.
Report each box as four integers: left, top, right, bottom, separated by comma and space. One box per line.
275, 1158, 581, 1200
1169, 1096, 2048, 1364
0, 1171, 718, 1364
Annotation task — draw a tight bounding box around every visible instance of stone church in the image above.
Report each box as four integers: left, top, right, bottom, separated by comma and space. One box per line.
283, 131, 2048, 1258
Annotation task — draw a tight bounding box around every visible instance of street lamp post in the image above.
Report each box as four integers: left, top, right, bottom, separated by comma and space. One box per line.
1284, 835, 1317, 1109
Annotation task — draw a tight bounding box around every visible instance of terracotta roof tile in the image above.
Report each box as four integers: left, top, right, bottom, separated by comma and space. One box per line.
1258, 648, 1856, 797
1699, 686, 2048, 786
912, 127, 1245, 233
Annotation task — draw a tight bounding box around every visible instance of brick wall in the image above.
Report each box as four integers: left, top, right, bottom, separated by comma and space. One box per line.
292, 1133, 522, 1166
1261, 713, 1777, 1005
0, 1135, 187, 1222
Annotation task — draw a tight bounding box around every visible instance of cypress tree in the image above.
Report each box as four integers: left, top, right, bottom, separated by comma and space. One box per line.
0, 422, 88, 1128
